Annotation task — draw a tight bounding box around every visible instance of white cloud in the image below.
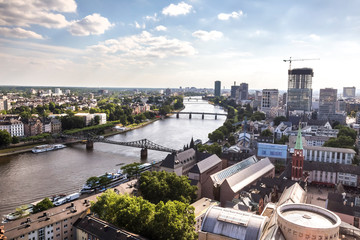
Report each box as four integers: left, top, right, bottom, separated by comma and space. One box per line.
192, 30, 223, 41
0, 0, 75, 28
69, 14, 114, 36
0, 27, 43, 39
134, 21, 146, 29
145, 13, 159, 22
218, 10, 243, 20
309, 34, 320, 41
88, 31, 196, 59
155, 25, 167, 31
162, 2, 192, 16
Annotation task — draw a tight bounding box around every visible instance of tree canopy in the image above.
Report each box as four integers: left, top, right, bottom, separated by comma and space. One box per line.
139, 171, 197, 204
0, 130, 11, 147
273, 116, 288, 126
323, 126, 357, 148
33, 197, 54, 213
121, 163, 142, 178
260, 129, 273, 137
91, 190, 196, 240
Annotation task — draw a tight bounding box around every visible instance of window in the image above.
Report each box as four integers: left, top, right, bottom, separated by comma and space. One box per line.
64, 224, 67, 228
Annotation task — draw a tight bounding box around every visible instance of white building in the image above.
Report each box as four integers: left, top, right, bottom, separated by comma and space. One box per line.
0, 119, 24, 137
303, 146, 355, 165
54, 88, 62, 95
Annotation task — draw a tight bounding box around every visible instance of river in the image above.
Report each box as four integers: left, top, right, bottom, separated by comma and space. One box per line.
0, 97, 226, 216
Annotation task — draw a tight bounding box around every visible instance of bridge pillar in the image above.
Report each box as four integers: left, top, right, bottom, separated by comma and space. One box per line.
202, 113, 204, 119
215, 114, 217, 120
86, 140, 94, 149
176, 113, 179, 118
189, 113, 192, 119
141, 148, 148, 160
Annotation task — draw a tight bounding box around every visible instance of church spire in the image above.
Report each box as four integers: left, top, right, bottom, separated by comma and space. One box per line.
294, 123, 303, 150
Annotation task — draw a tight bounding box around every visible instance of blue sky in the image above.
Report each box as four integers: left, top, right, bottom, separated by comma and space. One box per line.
1, 0, 360, 90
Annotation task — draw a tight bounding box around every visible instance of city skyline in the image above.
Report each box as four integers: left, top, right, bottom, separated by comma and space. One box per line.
1, 0, 360, 89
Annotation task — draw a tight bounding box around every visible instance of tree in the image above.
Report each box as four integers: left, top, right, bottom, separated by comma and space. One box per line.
0, 130, 11, 147
208, 129, 224, 142
273, 116, 288, 126
121, 163, 141, 178
139, 171, 197, 204
159, 105, 171, 115
251, 111, 265, 121
151, 200, 196, 240
275, 135, 289, 145
91, 190, 197, 240
11, 136, 20, 144
197, 143, 222, 157
260, 129, 273, 137
228, 135, 236, 145
94, 115, 100, 125
33, 198, 54, 213
86, 176, 99, 189
98, 175, 111, 188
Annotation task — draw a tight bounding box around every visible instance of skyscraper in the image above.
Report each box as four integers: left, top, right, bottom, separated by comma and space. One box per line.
214, 81, 221, 97
287, 68, 313, 112
230, 81, 239, 98
239, 83, 249, 100
343, 87, 356, 98
319, 88, 337, 119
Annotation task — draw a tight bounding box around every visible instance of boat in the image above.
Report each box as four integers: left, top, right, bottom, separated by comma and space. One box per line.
4, 204, 34, 221
80, 169, 127, 194
32, 144, 66, 153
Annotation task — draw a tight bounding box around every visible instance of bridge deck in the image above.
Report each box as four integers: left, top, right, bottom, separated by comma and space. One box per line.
170, 112, 227, 116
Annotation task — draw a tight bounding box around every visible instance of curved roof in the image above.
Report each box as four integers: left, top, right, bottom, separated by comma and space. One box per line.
201, 206, 268, 240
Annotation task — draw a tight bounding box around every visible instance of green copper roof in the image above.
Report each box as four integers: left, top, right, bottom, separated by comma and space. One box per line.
294, 124, 303, 150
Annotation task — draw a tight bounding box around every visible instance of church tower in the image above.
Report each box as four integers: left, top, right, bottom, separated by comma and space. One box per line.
291, 125, 304, 181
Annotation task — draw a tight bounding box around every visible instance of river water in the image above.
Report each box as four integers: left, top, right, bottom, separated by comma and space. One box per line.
0, 97, 226, 216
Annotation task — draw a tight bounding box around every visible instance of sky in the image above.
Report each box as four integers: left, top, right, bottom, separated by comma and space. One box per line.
0, 0, 360, 90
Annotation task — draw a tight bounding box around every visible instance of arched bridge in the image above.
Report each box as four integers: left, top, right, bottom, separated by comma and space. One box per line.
170, 111, 227, 119
60, 134, 176, 159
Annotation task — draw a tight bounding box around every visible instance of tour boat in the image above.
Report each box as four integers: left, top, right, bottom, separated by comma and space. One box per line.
32, 144, 66, 153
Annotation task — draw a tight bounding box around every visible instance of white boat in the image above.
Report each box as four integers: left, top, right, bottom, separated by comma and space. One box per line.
32, 144, 66, 153
4, 204, 33, 221
80, 169, 127, 193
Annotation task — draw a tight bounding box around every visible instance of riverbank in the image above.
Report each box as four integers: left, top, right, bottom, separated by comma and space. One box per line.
0, 118, 161, 157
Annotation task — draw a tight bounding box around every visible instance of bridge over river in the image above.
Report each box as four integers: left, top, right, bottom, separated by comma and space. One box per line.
170, 111, 227, 119
61, 134, 177, 159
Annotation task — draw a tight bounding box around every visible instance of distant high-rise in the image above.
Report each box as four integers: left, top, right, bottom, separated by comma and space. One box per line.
214, 81, 221, 97
239, 83, 249, 100
343, 87, 356, 98
230, 81, 239, 98
261, 89, 279, 111
319, 88, 337, 119
287, 68, 313, 112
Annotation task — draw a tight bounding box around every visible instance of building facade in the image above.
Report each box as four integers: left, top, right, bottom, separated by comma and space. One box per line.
239, 83, 249, 100
287, 68, 313, 112
303, 146, 355, 165
343, 87, 356, 98
214, 81, 221, 97
319, 88, 337, 119
261, 89, 279, 113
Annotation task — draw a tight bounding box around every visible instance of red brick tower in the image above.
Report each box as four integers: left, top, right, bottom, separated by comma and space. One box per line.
291, 125, 304, 181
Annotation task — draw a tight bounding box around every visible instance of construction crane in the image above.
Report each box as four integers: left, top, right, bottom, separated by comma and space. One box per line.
283, 57, 320, 70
